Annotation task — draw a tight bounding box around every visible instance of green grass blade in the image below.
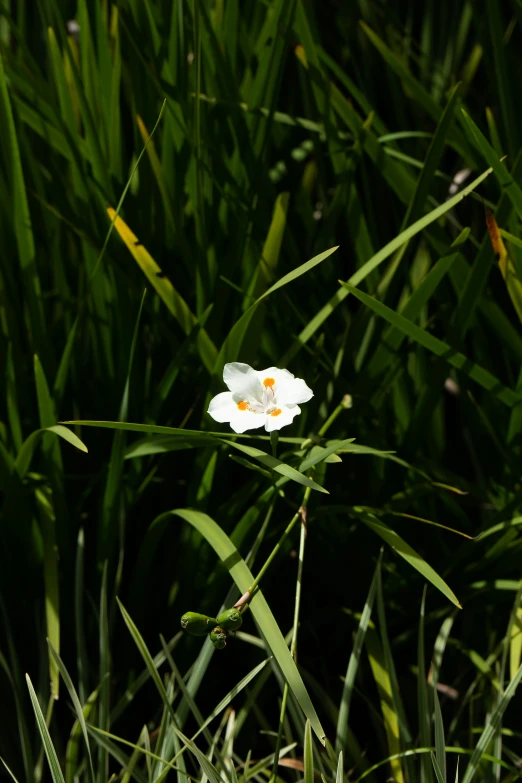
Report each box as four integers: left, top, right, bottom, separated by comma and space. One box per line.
303, 720, 313, 783
34, 489, 60, 700
418, 590, 432, 783
47, 642, 95, 783
365, 233, 467, 380
217, 245, 338, 371
107, 208, 217, 373
365, 626, 404, 783
60, 421, 327, 492
341, 282, 521, 408
65, 687, 99, 783
222, 440, 328, 494
402, 83, 462, 229
75, 529, 88, 705
354, 509, 461, 608
336, 560, 379, 754
97, 562, 109, 783
100, 290, 146, 558
460, 109, 522, 221
168, 509, 326, 743
248, 192, 290, 303
85, 726, 148, 783
461, 661, 522, 783
485, 0, 518, 157
15, 425, 88, 479
172, 728, 223, 783
0, 50, 46, 360
117, 599, 178, 728
26, 675, 66, 783
191, 658, 271, 743
0, 759, 22, 783
433, 688, 446, 783
282, 167, 492, 364
431, 753, 445, 783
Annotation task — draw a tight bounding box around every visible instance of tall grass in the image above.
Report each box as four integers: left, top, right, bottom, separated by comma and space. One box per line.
1, 2, 522, 782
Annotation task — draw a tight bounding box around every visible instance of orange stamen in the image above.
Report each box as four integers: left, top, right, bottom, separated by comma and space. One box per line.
271, 408, 282, 417
237, 401, 248, 411
263, 377, 275, 387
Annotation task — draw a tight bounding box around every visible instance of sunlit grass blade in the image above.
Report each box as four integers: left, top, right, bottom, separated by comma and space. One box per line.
47, 642, 95, 783
218, 245, 338, 371
431, 753, 445, 783
0, 759, 22, 783
341, 282, 521, 408
460, 109, 522, 221
303, 720, 313, 783
172, 728, 223, 783
26, 675, 66, 783
65, 686, 99, 783
461, 661, 522, 783
353, 508, 461, 608
249, 192, 290, 303
106, 208, 217, 373
85, 725, 149, 783
365, 626, 404, 783
223, 440, 328, 493
167, 509, 326, 743
60, 420, 327, 492
15, 426, 88, 479
366, 233, 467, 380
281, 167, 492, 364
191, 658, 271, 742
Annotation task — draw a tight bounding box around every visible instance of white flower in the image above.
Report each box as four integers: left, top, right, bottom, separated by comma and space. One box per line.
208, 362, 313, 434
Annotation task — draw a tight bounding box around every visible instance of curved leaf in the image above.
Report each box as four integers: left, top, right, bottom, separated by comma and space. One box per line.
353, 508, 461, 608
165, 508, 326, 743
16, 425, 88, 479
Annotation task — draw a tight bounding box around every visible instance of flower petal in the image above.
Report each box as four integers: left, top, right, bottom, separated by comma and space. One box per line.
273, 374, 313, 406
228, 410, 267, 433
208, 391, 266, 433
264, 404, 301, 432
223, 362, 264, 403
208, 392, 238, 423
255, 367, 294, 388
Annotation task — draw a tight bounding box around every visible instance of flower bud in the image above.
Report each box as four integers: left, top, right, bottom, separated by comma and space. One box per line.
216, 608, 243, 631
210, 627, 227, 649
181, 612, 218, 636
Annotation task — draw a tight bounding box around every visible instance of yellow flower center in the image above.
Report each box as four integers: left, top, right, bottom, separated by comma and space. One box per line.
237, 401, 248, 411
271, 409, 282, 417
263, 377, 275, 387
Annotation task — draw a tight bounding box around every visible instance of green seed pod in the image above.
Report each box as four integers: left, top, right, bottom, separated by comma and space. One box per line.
181, 612, 218, 636
210, 627, 227, 650
216, 608, 243, 631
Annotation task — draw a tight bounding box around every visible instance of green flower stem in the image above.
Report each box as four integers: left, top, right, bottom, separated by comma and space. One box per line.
267, 396, 343, 781
270, 430, 279, 458
270, 488, 309, 783
270, 680, 290, 783
243, 395, 346, 605
318, 394, 351, 438
245, 494, 276, 570
246, 485, 312, 599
